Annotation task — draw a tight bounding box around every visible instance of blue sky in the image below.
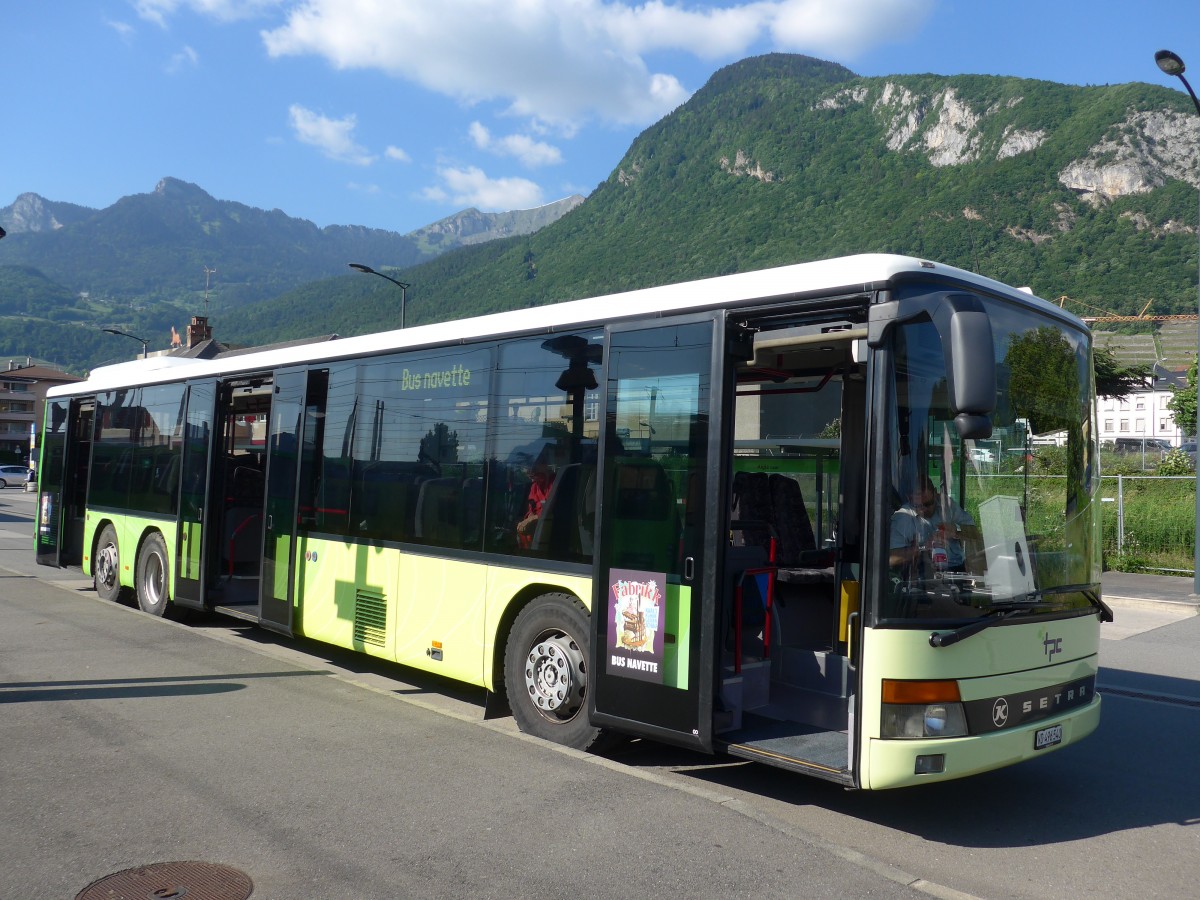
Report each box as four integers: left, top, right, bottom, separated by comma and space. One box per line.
3, 1, 1198, 236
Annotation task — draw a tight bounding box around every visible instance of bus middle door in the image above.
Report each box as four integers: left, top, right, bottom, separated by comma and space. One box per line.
259, 368, 327, 636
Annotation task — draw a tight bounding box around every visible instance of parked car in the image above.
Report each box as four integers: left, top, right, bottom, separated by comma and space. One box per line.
0, 465, 31, 487
1182, 440, 1197, 462
1113, 437, 1174, 457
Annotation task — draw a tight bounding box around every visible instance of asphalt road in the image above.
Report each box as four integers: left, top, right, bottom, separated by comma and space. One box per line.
2, 486, 1198, 899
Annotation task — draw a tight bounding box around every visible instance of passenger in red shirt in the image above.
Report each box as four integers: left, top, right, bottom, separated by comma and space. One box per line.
517, 461, 554, 547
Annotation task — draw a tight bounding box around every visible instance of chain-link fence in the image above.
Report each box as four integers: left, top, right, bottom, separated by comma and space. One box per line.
1100, 475, 1195, 575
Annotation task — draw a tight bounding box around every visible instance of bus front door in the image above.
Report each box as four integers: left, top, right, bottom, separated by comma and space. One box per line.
588, 314, 726, 752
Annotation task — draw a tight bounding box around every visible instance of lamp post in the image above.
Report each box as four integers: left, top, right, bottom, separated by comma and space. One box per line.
349, 263, 410, 329
1154, 49, 1200, 594
102, 327, 149, 359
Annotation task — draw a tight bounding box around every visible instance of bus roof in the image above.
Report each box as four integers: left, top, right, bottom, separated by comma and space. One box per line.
54, 253, 1079, 398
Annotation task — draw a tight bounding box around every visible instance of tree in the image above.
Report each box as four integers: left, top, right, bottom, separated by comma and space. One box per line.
1093, 346, 1152, 402
1166, 354, 1197, 439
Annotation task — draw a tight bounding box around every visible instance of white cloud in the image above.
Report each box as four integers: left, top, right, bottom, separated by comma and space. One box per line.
107, 19, 136, 41
133, 0, 281, 28
288, 104, 375, 165
766, 0, 931, 57
424, 165, 544, 211
385, 146, 412, 163
166, 45, 199, 74
261, 1, 934, 130
468, 122, 562, 168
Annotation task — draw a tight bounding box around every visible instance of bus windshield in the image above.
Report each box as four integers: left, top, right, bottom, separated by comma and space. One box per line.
880, 299, 1101, 623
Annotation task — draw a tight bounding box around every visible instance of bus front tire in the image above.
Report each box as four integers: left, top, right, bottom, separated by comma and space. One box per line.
94, 524, 124, 603
504, 593, 606, 752
135, 532, 171, 617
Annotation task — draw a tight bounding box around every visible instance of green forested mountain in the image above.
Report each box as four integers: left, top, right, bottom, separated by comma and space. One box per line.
0, 179, 582, 370
223, 54, 1200, 349
5, 54, 1199, 370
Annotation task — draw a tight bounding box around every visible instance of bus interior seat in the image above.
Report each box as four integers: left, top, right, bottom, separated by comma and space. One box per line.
579, 466, 597, 554
731, 471, 834, 648
220, 464, 265, 577
608, 458, 677, 570
230, 464, 264, 500
354, 462, 430, 540
415, 476, 462, 546
530, 463, 572, 553
531, 463, 590, 558
224, 511, 262, 577
460, 476, 484, 549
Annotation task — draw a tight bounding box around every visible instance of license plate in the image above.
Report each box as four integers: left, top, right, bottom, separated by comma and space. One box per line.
1034, 724, 1063, 750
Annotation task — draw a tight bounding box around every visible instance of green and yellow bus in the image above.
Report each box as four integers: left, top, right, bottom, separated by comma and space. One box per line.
35, 254, 1108, 788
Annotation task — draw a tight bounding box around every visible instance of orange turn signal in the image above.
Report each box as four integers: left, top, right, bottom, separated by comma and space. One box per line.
882, 679, 961, 704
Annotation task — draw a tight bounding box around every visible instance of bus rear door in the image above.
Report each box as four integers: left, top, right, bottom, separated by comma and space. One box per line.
36, 398, 90, 569
588, 314, 728, 752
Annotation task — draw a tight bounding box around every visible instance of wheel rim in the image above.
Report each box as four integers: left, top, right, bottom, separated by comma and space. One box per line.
143, 550, 165, 607
524, 629, 587, 721
96, 542, 118, 590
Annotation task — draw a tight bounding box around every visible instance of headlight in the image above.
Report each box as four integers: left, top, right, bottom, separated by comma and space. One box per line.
881, 702, 968, 738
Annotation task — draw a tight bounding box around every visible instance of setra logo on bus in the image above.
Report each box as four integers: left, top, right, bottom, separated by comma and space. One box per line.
963, 675, 1094, 734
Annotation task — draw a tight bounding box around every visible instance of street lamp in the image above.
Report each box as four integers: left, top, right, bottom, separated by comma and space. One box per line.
102, 327, 149, 359
349, 263, 410, 329
1154, 49, 1200, 594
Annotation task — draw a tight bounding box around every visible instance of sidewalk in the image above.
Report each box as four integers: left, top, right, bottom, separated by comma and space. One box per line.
1102, 570, 1200, 613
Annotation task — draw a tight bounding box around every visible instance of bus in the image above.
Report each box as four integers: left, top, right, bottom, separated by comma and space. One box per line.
34, 254, 1109, 789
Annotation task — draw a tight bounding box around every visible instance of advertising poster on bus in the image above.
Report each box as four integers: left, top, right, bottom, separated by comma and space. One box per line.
607, 568, 666, 683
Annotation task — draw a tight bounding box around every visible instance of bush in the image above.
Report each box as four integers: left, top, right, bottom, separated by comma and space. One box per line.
1157, 449, 1195, 477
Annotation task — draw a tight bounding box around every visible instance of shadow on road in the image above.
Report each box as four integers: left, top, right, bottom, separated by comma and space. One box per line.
608, 669, 1200, 848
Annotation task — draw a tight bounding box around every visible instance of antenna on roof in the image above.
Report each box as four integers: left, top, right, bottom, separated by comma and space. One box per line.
203, 266, 217, 316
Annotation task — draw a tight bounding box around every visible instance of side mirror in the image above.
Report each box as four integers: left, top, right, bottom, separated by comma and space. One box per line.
946, 303, 995, 439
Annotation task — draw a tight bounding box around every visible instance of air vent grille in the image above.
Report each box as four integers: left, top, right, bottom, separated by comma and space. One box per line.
354, 588, 387, 647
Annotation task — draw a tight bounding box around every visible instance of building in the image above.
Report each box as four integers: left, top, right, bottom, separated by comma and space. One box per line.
0, 361, 80, 465
1096, 364, 1187, 448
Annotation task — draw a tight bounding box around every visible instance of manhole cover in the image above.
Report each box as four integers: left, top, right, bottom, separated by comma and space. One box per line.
77, 861, 253, 900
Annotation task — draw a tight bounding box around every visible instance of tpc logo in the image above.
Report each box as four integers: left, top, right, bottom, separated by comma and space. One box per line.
1042, 632, 1062, 660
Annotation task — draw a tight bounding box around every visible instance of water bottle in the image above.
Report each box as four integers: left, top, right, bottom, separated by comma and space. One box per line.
931, 525, 948, 571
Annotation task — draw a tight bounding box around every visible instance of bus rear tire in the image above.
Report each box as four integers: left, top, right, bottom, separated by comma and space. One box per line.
93, 524, 125, 603
504, 593, 606, 751
135, 532, 171, 617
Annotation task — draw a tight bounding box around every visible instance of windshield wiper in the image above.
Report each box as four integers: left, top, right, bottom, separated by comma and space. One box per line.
929, 583, 1111, 649
1018, 583, 1114, 623
928, 602, 1059, 648
1083, 589, 1114, 622
929, 608, 1018, 648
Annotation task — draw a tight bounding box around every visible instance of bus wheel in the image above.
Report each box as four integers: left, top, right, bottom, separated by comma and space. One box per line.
135, 532, 171, 617
504, 593, 605, 751
93, 524, 124, 602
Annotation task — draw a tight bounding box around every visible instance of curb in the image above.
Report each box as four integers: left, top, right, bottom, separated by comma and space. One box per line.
1104, 594, 1200, 615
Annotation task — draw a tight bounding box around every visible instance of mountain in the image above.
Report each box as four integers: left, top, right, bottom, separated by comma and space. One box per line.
0, 179, 584, 370
6, 54, 1200, 371
223, 54, 1200, 349
0, 193, 95, 233
408, 197, 585, 255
